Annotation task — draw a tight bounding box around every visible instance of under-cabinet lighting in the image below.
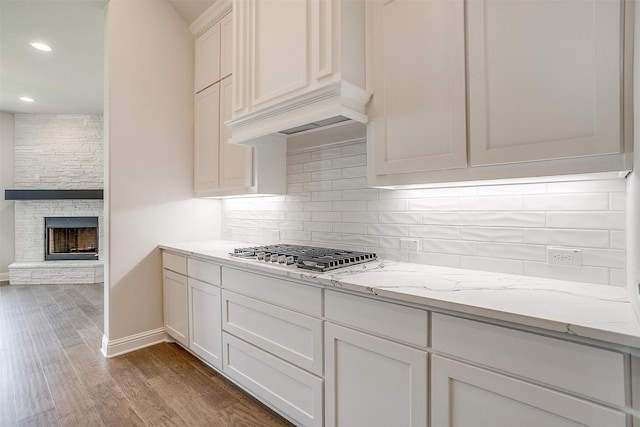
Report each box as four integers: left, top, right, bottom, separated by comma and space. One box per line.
29, 41, 52, 52
19, 96, 34, 103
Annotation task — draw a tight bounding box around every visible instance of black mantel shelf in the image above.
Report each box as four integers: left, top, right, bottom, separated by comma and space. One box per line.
5, 189, 104, 200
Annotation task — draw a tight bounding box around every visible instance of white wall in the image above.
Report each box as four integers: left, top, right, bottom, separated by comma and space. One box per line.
104, 0, 220, 349
0, 112, 15, 282
224, 140, 626, 287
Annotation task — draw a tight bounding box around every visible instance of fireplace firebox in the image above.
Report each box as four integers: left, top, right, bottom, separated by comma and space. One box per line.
44, 217, 99, 261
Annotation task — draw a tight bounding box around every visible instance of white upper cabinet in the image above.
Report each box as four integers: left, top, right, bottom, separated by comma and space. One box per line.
195, 22, 221, 93
367, 0, 632, 188
468, 0, 622, 166
228, 0, 372, 144
192, 4, 284, 197
367, 0, 467, 176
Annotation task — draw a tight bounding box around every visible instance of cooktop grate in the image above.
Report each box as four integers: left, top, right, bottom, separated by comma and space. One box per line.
230, 244, 377, 272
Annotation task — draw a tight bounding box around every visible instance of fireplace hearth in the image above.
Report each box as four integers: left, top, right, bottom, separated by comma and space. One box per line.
44, 217, 99, 261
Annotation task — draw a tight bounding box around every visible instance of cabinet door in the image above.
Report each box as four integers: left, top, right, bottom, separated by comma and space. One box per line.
194, 83, 221, 194
431, 355, 626, 427
195, 22, 221, 93
468, 0, 622, 166
188, 278, 222, 370
367, 0, 467, 176
248, 0, 310, 109
163, 269, 188, 346
220, 12, 233, 80
325, 323, 427, 427
219, 77, 253, 190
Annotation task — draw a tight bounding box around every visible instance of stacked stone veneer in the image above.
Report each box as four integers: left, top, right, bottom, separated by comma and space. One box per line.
9, 114, 104, 285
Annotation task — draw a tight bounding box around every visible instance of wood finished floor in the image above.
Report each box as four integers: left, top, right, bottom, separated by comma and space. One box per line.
0, 283, 293, 426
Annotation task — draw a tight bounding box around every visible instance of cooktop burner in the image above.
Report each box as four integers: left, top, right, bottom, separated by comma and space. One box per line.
230, 244, 377, 272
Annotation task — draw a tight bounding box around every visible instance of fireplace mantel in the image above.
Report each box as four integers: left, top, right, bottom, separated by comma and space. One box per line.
5, 189, 103, 200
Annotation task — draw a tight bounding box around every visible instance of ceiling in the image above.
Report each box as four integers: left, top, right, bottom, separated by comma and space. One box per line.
0, 0, 214, 115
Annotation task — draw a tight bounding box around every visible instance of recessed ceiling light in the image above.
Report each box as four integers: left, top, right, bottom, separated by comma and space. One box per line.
19, 96, 34, 103
29, 42, 52, 52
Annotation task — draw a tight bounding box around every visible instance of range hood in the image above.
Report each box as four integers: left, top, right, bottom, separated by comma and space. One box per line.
226, 81, 372, 146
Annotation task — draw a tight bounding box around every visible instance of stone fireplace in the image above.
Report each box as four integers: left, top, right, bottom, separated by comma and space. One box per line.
8, 113, 104, 285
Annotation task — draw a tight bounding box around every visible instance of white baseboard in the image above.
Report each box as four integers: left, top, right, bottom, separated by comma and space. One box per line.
0, 272, 9, 283
101, 328, 169, 358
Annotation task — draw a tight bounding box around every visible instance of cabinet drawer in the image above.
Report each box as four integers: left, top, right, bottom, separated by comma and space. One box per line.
222, 267, 322, 316
431, 313, 627, 406
325, 290, 428, 347
188, 258, 221, 285
223, 333, 323, 427
162, 251, 186, 275
223, 290, 322, 375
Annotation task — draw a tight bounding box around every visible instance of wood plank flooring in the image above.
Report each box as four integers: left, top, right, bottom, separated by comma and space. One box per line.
0, 283, 293, 426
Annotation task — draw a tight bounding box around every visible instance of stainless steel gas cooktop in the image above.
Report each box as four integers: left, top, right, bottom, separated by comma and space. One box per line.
230, 244, 377, 272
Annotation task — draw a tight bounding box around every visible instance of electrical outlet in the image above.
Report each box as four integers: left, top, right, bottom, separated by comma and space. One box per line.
400, 238, 419, 253
270, 230, 281, 241
548, 248, 582, 267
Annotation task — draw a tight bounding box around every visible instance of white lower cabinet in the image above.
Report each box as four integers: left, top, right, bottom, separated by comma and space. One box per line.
431, 355, 626, 427
222, 333, 323, 427
163, 268, 188, 346
324, 323, 428, 427
188, 278, 222, 370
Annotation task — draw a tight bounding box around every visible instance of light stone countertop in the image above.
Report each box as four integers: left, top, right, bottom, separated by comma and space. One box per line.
160, 240, 640, 349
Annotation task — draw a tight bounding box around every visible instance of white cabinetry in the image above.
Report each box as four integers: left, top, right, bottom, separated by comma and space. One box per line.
162, 252, 223, 370
324, 290, 428, 427
431, 355, 626, 427
187, 257, 222, 370
193, 8, 284, 197
228, 0, 371, 144
162, 253, 188, 346
221, 267, 324, 427
431, 313, 628, 426
367, 0, 632, 187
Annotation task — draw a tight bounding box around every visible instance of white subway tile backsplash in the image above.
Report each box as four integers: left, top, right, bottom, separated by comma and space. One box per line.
312, 169, 342, 181
423, 212, 477, 226
334, 201, 367, 212
546, 212, 625, 230
477, 212, 546, 228
379, 212, 422, 224
341, 166, 367, 178
333, 223, 368, 235
421, 239, 476, 256
343, 235, 379, 248
304, 181, 333, 192
368, 224, 409, 237
343, 189, 379, 201
611, 231, 626, 249
304, 159, 333, 172
460, 196, 523, 211
409, 198, 459, 211
582, 249, 626, 269
341, 142, 367, 156
524, 194, 609, 211
223, 140, 627, 286
312, 190, 342, 201
525, 229, 609, 248
333, 177, 367, 190
461, 256, 524, 275
411, 225, 459, 239
332, 154, 366, 168
368, 199, 409, 212
341, 212, 377, 223
461, 227, 525, 243
476, 243, 546, 261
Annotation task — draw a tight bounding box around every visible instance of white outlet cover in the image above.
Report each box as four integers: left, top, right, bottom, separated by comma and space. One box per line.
548, 247, 582, 267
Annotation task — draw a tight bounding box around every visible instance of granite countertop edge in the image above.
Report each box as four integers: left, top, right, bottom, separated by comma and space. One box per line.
159, 240, 640, 349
